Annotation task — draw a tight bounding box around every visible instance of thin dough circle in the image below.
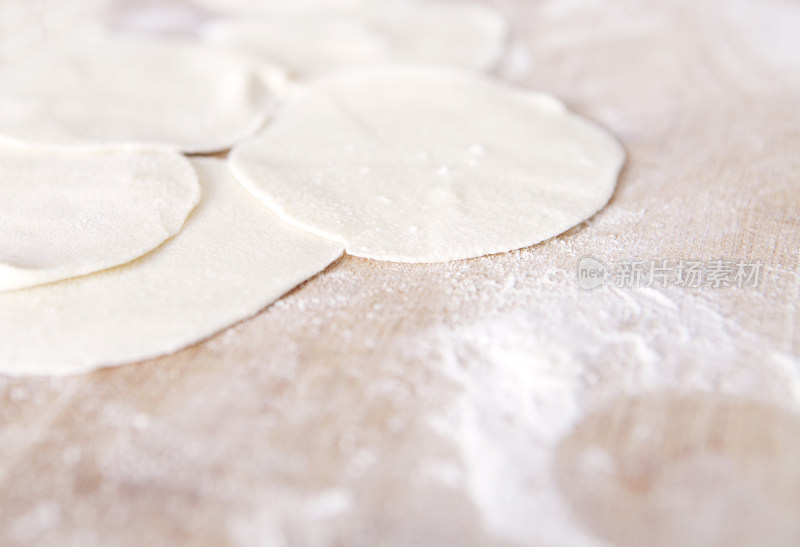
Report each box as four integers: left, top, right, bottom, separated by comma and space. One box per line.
203, 1, 508, 77
229, 67, 626, 263
0, 148, 199, 292
0, 39, 286, 153
0, 159, 344, 376
194, 0, 365, 14
0, 0, 105, 64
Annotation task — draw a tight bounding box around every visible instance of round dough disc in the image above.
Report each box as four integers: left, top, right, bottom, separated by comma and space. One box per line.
0, 148, 199, 292
195, 0, 365, 14
202, 1, 508, 77
0, 39, 286, 153
0, 159, 344, 376
0, 0, 105, 64
229, 67, 626, 263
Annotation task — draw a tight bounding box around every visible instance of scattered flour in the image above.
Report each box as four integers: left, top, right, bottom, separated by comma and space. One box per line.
411, 269, 800, 545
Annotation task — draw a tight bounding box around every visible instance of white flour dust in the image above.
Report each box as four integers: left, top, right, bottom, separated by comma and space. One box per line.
407, 270, 800, 545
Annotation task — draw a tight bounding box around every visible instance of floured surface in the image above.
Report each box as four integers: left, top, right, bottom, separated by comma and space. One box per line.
231, 66, 624, 262
0, 149, 199, 292
203, 2, 507, 77
0, 159, 343, 375
1, 0, 799, 546
0, 39, 285, 153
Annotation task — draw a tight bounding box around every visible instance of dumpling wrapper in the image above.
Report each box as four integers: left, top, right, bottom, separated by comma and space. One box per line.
0, 39, 287, 153
202, 1, 508, 77
229, 66, 626, 263
0, 148, 200, 292
0, 159, 344, 376
194, 0, 366, 14
0, 0, 105, 64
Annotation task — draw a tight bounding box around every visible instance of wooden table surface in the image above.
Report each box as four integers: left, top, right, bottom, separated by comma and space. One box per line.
2, 0, 799, 545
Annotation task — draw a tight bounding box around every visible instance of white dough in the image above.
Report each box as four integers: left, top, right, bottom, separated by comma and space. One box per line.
0, 39, 286, 153
0, 159, 344, 376
194, 0, 366, 14
0, 0, 106, 64
0, 148, 200, 292
202, 1, 508, 77
230, 67, 626, 263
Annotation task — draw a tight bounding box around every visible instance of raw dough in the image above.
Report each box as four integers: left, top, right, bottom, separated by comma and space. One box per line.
0, 0, 105, 64
202, 1, 508, 77
229, 67, 626, 263
0, 159, 344, 376
194, 0, 366, 14
0, 39, 286, 153
0, 148, 199, 292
